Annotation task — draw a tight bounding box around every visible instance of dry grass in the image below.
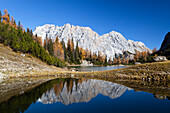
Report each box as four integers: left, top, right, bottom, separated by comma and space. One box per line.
71, 61, 170, 81
0, 44, 66, 78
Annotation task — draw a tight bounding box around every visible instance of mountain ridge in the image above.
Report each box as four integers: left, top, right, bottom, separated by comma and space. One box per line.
33, 23, 151, 59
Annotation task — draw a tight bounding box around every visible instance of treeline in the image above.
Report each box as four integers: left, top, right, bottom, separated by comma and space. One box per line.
0, 9, 66, 67
112, 49, 157, 65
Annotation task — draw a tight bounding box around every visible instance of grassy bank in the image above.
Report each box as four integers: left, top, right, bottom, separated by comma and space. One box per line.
72, 61, 170, 81
0, 44, 67, 78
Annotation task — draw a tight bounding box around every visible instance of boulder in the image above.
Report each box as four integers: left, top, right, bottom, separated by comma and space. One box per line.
154, 56, 167, 62
135, 62, 141, 65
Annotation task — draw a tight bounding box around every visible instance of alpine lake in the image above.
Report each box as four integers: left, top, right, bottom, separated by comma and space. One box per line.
0, 66, 169, 113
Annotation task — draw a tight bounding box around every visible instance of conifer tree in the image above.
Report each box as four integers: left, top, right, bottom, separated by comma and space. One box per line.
61, 38, 68, 61
18, 21, 21, 29
2, 9, 10, 24
67, 38, 74, 63
75, 40, 80, 64
89, 50, 92, 61
0, 10, 2, 22
44, 34, 48, 50
71, 37, 74, 51
10, 16, 15, 27
47, 38, 54, 56
53, 36, 64, 60
104, 55, 107, 66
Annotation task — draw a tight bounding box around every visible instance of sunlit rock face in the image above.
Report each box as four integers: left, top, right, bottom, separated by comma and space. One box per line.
33, 24, 151, 59
38, 79, 128, 105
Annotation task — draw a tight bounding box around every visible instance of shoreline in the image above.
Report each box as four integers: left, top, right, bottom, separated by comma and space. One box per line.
0, 61, 169, 82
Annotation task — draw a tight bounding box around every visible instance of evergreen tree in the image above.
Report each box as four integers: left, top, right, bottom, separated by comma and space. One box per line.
18, 21, 21, 29
104, 55, 107, 66
75, 40, 80, 64
89, 50, 92, 62
61, 38, 68, 61
67, 38, 74, 63
44, 34, 48, 50
115, 53, 118, 59
0, 10, 2, 22
47, 38, 54, 56
35, 33, 37, 37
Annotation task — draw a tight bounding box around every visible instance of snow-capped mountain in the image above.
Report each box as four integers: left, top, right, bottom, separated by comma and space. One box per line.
33, 23, 151, 59
38, 79, 129, 105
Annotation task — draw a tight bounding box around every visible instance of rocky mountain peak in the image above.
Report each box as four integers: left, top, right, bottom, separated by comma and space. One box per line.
33, 24, 151, 59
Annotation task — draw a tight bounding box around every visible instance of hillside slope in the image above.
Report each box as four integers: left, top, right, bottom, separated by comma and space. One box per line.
0, 44, 65, 78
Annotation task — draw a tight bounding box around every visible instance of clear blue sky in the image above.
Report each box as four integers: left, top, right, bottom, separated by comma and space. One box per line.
1, 0, 170, 49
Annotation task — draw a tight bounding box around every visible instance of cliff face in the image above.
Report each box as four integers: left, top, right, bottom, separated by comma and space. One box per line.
160, 32, 170, 51
38, 79, 129, 105
33, 24, 151, 59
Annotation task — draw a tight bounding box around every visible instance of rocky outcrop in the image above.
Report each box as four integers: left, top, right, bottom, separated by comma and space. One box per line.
160, 32, 170, 51
80, 60, 93, 66
38, 79, 129, 105
154, 56, 167, 62
33, 24, 151, 59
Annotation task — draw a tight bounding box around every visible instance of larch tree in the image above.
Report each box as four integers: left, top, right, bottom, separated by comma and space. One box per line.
123, 58, 126, 64
53, 36, 64, 60
2, 9, 10, 24
126, 59, 129, 64
79, 47, 85, 60
10, 16, 15, 27
152, 47, 157, 53
108, 57, 112, 65
113, 58, 118, 64
118, 57, 121, 64
71, 37, 74, 51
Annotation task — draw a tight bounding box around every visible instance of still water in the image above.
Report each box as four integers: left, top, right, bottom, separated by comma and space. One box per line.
0, 78, 169, 113
69, 66, 127, 71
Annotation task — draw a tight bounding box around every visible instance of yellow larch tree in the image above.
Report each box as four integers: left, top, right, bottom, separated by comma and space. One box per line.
2, 9, 10, 24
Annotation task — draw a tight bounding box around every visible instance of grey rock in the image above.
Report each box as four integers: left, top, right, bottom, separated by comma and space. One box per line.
154, 56, 167, 62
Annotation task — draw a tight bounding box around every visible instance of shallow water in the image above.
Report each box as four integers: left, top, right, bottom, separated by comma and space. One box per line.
0, 78, 169, 113
69, 66, 127, 71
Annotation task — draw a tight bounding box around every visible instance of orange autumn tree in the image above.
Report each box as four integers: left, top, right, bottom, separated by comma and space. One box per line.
53, 36, 64, 60
79, 47, 85, 60
2, 9, 10, 24
10, 16, 16, 28
37, 37, 43, 46
71, 37, 74, 51
113, 58, 118, 64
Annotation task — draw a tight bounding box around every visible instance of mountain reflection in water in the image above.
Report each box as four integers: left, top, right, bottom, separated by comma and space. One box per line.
0, 78, 169, 113
38, 79, 129, 105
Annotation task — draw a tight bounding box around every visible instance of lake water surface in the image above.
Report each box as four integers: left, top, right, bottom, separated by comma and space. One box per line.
0, 78, 169, 113
69, 66, 127, 71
